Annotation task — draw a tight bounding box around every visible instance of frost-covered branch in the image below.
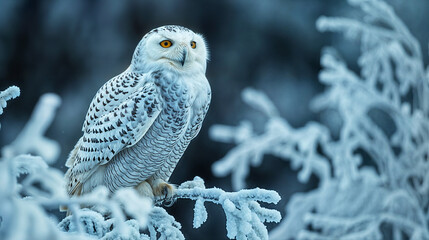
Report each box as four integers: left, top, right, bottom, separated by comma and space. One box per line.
59, 176, 282, 240
317, 0, 428, 114
2, 93, 61, 163
314, 0, 429, 197
148, 207, 184, 240
210, 89, 331, 190
0, 86, 280, 240
57, 187, 152, 239
0, 86, 20, 115
171, 177, 281, 240
0, 154, 70, 240
0, 87, 153, 240
1, 150, 153, 240
210, 0, 429, 239
0, 86, 20, 129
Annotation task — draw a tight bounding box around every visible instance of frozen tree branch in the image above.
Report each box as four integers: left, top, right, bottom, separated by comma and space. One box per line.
57, 176, 281, 240
0, 86, 20, 114
172, 177, 281, 240
0, 95, 280, 239
0, 97, 280, 240
210, 0, 429, 239
210, 96, 331, 190
0, 154, 70, 240
0, 88, 153, 240
0, 150, 153, 240
0, 86, 20, 129
2, 93, 61, 163
148, 207, 184, 240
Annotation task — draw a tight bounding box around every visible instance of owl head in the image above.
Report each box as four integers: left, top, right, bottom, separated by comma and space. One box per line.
131, 25, 209, 74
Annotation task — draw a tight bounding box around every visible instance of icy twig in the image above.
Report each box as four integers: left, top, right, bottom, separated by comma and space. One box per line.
0, 85, 20, 116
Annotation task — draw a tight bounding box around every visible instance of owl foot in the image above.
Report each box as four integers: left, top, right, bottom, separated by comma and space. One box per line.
135, 180, 154, 198
149, 179, 176, 207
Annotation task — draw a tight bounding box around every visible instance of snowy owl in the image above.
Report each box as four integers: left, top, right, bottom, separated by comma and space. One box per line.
64, 25, 211, 203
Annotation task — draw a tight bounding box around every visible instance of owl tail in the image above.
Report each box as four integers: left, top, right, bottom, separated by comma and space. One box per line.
59, 139, 83, 215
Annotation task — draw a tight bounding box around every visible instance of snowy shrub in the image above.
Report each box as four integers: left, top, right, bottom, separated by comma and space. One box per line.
210, 0, 429, 239
0, 84, 280, 239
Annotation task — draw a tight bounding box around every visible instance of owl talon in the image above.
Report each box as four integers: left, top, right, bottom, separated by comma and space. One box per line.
162, 185, 177, 207
163, 198, 175, 207
162, 185, 167, 196
149, 179, 176, 206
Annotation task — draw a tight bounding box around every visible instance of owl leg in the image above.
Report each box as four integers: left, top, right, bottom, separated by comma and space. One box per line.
134, 180, 154, 198
147, 178, 176, 207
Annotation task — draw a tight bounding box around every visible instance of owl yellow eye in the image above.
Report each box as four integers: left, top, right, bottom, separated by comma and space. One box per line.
160, 40, 172, 48
191, 41, 197, 49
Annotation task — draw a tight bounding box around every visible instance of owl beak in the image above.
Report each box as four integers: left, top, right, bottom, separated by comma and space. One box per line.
180, 48, 187, 66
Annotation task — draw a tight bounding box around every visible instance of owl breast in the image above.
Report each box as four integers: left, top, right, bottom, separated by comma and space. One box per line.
103, 70, 210, 191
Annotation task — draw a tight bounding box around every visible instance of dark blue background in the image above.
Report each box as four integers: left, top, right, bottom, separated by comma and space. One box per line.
1, 0, 428, 239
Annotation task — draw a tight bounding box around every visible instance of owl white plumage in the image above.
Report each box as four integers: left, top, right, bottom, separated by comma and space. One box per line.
64, 25, 211, 203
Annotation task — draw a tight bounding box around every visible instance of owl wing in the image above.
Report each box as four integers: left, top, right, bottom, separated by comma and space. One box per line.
82, 71, 145, 132
66, 77, 163, 196
66, 71, 151, 169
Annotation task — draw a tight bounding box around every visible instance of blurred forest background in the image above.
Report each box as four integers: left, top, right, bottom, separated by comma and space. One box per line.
1, 0, 428, 239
